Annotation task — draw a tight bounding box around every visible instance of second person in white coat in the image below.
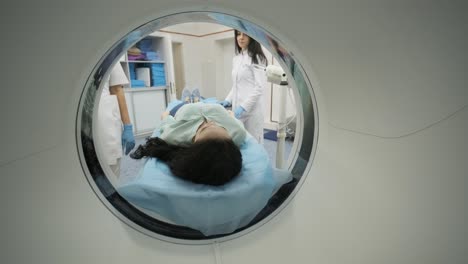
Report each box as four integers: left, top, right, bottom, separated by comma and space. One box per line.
97, 63, 135, 177
220, 30, 268, 144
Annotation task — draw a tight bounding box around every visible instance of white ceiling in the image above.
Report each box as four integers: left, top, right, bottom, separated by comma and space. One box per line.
162, 22, 231, 36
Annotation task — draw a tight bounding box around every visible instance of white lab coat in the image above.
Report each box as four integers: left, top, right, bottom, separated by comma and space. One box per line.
226, 51, 267, 143
97, 63, 129, 165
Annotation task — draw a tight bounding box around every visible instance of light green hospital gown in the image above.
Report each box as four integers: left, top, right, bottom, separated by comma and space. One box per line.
159, 103, 247, 147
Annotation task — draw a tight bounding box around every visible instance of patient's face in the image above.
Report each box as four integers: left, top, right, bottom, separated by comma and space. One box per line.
193, 121, 230, 142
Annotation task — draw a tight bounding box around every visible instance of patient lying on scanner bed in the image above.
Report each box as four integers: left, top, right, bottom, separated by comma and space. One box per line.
130, 101, 246, 186
119, 97, 292, 236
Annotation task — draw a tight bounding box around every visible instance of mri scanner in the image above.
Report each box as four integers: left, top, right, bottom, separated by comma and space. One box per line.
1, 0, 467, 263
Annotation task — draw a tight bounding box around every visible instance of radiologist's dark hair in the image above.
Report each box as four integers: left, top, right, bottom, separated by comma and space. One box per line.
131, 137, 243, 186
234, 29, 267, 66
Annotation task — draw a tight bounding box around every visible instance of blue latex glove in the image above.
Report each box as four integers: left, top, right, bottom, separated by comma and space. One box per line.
122, 124, 135, 155
234, 106, 245, 119
219, 100, 231, 107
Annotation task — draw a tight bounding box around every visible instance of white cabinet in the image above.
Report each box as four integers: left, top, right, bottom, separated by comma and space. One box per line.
124, 88, 167, 136
120, 31, 175, 136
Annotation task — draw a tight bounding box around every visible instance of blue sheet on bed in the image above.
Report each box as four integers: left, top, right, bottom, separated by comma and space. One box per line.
117, 100, 292, 236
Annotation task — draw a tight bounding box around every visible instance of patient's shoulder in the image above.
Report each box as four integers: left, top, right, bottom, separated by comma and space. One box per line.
200, 103, 227, 114
175, 103, 203, 118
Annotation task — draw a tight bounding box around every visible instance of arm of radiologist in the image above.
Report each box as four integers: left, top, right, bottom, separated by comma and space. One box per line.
109, 85, 131, 125
110, 84, 135, 154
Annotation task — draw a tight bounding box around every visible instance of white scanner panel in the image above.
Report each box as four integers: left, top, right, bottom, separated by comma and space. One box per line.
1, 1, 467, 263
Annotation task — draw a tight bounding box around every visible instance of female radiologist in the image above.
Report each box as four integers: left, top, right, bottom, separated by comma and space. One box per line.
220, 30, 268, 143
97, 63, 135, 177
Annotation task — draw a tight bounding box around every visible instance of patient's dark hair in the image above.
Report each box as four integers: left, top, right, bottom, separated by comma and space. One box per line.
131, 137, 243, 186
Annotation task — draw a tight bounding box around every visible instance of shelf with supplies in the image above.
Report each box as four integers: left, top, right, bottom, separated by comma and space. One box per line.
121, 32, 172, 89
125, 61, 167, 89
123, 87, 167, 92
120, 31, 175, 136
127, 60, 165, 63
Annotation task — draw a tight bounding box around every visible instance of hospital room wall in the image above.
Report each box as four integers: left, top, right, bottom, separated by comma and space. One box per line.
168, 33, 209, 95
164, 29, 232, 98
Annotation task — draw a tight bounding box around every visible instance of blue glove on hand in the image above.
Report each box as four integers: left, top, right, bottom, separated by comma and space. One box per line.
219, 100, 231, 107
234, 106, 245, 119
122, 124, 135, 155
